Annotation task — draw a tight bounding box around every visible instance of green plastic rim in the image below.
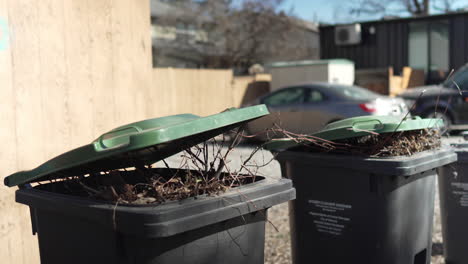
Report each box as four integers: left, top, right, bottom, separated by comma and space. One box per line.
264, 115, 444, 151
312, 116, 443, 141
5, 105, 269, 187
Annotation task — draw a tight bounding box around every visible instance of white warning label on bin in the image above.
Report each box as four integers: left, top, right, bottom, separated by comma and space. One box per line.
308, 200, 352, 236
451, 182, 468, 207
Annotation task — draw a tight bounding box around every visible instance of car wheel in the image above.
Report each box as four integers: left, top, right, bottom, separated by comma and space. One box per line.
423, 111, 452, 134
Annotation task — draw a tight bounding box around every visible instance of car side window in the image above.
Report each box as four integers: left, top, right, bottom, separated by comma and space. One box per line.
452, 72, 468, 91
262, 88, 305, 106
304, 89, 325, 103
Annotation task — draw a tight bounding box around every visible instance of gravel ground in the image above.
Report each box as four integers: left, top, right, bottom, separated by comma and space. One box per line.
265, 203, 292, 264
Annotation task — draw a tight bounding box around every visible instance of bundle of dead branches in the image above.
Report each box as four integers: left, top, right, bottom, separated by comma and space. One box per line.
66, 167, 245, 205
277, 128, 441, 157
45, 127, 271, 205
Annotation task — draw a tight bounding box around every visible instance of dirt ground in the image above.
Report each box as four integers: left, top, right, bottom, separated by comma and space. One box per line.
265, 186, 445, 264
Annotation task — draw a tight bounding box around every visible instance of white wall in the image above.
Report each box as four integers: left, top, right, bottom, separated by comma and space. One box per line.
270, 61, 355, 90
328, 63, 355, 85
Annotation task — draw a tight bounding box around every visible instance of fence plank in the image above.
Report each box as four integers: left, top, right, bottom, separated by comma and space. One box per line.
152, 68, 236, 117
7, 0, 43, 262
38, 0, 71, 159
111, 0, 136, 124
64, 0, 94, 148
130, 0, 152, 120
0, 0, 22, 262
0, 0, 15, 179
0, 1, 274, 261
88, 0, 116, 136
0, 1, 153, 262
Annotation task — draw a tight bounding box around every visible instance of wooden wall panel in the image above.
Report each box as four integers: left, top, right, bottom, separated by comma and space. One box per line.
112, 0, 137, 124
64, 0, 95, 148
9, 0, 45, 175
0, 1, 153, 263
0, 0, 271, 261
38, 0, 71, 158
130, 0, 152, 120
88, 0, 117, 136
0, 0, 23, 262
4, 0, 43, 263
0, 0, 15, 181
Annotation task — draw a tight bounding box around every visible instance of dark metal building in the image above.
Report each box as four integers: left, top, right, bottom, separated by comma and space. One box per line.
320, 12, 468, 84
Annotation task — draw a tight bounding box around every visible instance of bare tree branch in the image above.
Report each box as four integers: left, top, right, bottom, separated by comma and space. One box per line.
350, 0, 459, 17
154, 0, 316, 70
432, 0, 462, 12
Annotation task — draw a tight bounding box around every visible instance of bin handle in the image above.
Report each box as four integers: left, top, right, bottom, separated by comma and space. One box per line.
352, 119, 384, 132
94, 126, 142, 152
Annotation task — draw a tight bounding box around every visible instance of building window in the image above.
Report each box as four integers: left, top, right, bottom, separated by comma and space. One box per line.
430, 20, 449, 82
408, 20, 449, 84
408, 22, 428, 71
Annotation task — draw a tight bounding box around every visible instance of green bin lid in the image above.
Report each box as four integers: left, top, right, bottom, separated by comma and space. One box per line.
4, 105, 269, 187
264, 115, 443, 151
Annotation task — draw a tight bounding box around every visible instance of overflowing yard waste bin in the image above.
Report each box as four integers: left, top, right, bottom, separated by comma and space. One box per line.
4, 105, 295, 264
438, 134, 468, 264
266, 116, 457, 264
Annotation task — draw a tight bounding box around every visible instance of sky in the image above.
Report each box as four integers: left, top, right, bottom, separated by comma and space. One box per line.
281, 0, 357, 24
281, 0, 468, 24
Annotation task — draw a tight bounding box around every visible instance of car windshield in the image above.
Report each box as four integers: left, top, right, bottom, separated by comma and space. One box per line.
329, 84, 379, 100
262, 88, 305, 106
443, 66, 468, 90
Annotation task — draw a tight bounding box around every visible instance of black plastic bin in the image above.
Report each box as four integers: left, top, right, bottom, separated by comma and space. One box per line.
438, 137, 468, 264
276, 148, 456, 264
16, 169, 294, 264
4, 106, 295, 264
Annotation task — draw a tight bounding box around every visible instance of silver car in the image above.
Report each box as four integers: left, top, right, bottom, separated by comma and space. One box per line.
242, 82, 408, 140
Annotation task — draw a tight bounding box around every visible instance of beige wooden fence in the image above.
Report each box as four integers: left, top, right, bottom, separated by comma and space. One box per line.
232, 73, 271, 106
153, 68, 235, 116
0, 0, 150, 263
152, 68, 270, 116
0, 1, 269, 263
